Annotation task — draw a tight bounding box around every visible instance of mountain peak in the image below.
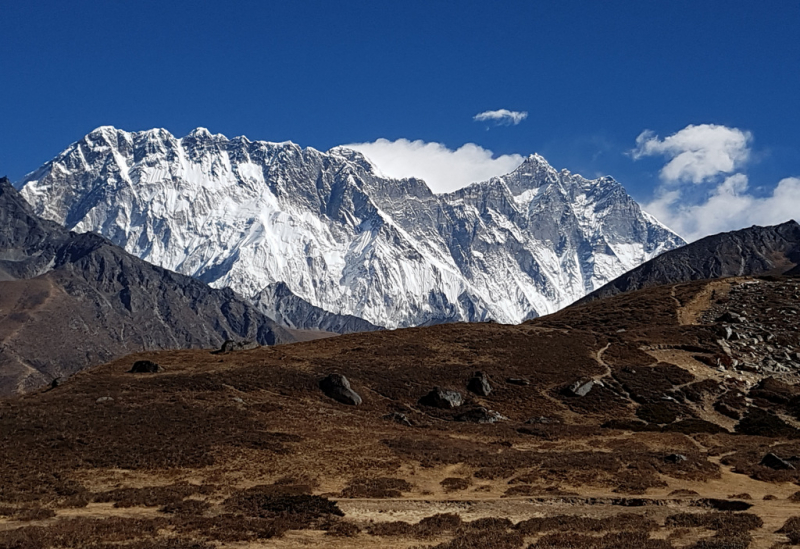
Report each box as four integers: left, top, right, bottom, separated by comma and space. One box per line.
16, 126, 685, 330
524, 152, 551, 165
84, 125, 128, 144
185, 127, 226, 141
328, 146, 385, 176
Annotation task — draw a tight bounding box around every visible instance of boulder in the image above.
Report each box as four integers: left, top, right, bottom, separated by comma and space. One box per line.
419, 387, 463, 409
717, 311, 745, 324
760, 452, 795, 470
319, 373, 362, 406
467, 371, 492, 396
566, 379, 597, 397
455, 407, 506, 424
129, 360, 163, 373
664, 453, 687, 464
217, 339, 259, 353
96, 396, 114, 404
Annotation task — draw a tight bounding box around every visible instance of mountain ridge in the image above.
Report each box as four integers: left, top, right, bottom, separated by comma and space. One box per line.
17, 126, 686, 329
580, 220, 800, 303
0, 177, 295, 396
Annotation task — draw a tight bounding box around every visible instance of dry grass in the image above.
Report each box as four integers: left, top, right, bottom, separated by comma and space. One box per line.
1, 277, 800, 546
340, 477, 413, 498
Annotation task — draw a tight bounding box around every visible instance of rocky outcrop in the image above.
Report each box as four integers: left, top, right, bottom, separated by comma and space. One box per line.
217, 340, 259, 353
566, 379, 602, 397
699, 278, 800, 377
319, 374, 362, 406
129, 360, 163, 373
455, 407, 506, 424
467, 371, 492, 396
760, 453, 795, 470
419, 387, 463, 409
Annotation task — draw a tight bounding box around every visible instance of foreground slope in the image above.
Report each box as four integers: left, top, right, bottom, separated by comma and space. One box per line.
581, 220, 800, 303
0, 178, 294, 396
17, 126, 684, 329
2, 273, 800, 547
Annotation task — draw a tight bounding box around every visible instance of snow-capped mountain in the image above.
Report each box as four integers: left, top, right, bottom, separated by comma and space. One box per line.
17, 126, 684, 329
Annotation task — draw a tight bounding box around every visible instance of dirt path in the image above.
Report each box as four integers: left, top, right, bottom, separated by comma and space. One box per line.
677, 279, 735, 326
593, 342, 612, 379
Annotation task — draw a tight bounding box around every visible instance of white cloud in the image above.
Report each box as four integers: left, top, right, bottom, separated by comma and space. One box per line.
345, 138, 525, 194
634, 123, 799, 241
473, 109, 528, 126
645, 174, 800, 242
631, 124, 800, 241
632, 124, 752, 184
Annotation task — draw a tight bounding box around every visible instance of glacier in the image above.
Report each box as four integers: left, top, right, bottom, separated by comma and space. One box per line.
17, 126, 685, 330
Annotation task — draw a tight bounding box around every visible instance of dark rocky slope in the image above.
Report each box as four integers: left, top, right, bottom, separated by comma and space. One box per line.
581, 220, 800, 303
0, 177, 294, 396
254, 282, 381, 334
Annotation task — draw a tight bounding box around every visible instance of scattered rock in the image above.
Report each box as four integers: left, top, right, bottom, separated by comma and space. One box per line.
717, 311, 744, 324
566, 379, 597, 397
526, 416, 561, 425
720, 325, 734, 340
419, 387, 463, 409
454, 407, 506, 424
760, 452, 796, 470
217, 339, 259, 353
467, 371, 492, 396
717, 339, 733, 357
129, 360, 163, 373
506, 378, 530, 386
384, 412, 413, 427
319, 374, 362, 406
664, 453, 687, 464
96, 396, 114, 404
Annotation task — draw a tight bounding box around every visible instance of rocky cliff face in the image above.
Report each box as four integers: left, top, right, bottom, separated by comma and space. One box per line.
17, 126, 685, 329
0, 178, 294, 395
581, 220, 800, 303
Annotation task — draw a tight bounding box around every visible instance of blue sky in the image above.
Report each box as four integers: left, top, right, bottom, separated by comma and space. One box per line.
2, 0, 798, 239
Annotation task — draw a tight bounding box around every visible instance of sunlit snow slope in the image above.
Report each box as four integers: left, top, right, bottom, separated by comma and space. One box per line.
17, 127, 684, 329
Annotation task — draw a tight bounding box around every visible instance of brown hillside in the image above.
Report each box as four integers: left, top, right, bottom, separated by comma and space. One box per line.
2, 275, 800, 548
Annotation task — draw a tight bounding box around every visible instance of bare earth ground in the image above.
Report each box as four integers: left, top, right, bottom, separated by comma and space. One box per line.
2, 276, 800, 548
